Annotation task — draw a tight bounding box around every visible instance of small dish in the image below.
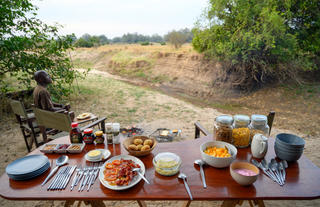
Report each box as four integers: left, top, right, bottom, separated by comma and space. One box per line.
67, 143, 85, 153
76, 112, 91, 120
40, 144, 57, 154
54, 144, 70, 153
230, 161, 259, 186
85, 149, 111, 162
153, 152, 181, 176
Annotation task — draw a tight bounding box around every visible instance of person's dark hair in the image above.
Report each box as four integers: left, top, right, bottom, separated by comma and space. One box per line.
34, 70, 50, 85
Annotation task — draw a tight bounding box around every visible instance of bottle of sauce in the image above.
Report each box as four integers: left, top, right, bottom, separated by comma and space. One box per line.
70, 122, 82, 143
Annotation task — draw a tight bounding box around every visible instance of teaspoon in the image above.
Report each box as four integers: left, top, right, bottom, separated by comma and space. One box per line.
178, 173, 193, 200
194, 159, 207, 188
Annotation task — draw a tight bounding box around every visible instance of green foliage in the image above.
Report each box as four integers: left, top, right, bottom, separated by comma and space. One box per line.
111, 33, 164, 44
192, 0, 320, 89
74, 34, 109, 48
0, 0, 82, 99
165, 30, 188, 49
140, 41, 150, 46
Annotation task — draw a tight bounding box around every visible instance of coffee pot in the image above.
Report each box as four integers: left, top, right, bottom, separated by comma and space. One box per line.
251, 133, 268, 158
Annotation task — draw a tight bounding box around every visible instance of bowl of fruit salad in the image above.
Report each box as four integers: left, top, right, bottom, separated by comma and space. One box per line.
200, 141, 237, 168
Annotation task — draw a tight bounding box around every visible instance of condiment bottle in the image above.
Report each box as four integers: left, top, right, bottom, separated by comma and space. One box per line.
94, 131, 105, 144
249, 114, 270, 139
70, 122, 82, 143
232, 115, 251, 148
105, 123, 113, 144
214, 115, 233, 143
83, 128, 95, 144
112, 123, 120, 144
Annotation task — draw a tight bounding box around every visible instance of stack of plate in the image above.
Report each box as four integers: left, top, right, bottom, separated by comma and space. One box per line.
6, 155, 50, 181
274, 133, 305, 162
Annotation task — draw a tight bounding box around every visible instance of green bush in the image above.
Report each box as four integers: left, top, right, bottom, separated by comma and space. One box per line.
192, 0, 320, 89
140, 41, 150, 46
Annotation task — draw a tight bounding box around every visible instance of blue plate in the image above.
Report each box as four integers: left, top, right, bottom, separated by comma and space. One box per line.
6, 155, 49, 176
8, 161, 50, 181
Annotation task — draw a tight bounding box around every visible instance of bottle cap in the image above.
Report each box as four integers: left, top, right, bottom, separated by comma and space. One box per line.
84, 128, 93, 134
71, 122, 78, 128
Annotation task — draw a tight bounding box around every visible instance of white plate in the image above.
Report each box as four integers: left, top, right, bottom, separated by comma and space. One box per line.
85, 149, 111, 162
77, 113, 91, 120
99, 155, 145, 190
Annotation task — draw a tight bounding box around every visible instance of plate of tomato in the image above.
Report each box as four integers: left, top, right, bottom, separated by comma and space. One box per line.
99, 155, 146, 190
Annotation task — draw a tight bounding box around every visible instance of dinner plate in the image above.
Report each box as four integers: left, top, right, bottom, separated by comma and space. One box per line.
6, 155, 49, 175
85, 149, 111, 162
76, 113, 91, 120
99, 155, 146, 190
8, 161, 50, 180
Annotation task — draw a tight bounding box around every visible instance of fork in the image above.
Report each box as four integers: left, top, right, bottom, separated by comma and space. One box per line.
78, 165, 89, 191
71, 165, 81, 191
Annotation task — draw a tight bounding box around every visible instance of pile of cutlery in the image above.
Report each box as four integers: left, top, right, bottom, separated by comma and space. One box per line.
70, 162, 102, 192
252, 158, 288, 186
47, 165, 76, 190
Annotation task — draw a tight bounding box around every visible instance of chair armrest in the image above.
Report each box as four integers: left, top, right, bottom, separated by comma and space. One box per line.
194, 121, 211, 139
54, 109, 66, 113
81, 117, 106, 133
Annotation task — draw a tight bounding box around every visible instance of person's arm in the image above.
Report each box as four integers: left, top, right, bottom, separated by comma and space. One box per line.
40, 90, 62, 112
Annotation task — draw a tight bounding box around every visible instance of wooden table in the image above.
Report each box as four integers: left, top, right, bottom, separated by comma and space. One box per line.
1, 135, 320, 207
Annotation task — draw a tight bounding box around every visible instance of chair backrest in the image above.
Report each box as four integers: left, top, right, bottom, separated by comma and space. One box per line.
10, 99, 28, 118
33, 107, 72, 132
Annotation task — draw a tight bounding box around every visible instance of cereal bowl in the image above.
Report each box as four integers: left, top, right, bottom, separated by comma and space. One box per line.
200, 141, 237, 168
230, 161, 259, 186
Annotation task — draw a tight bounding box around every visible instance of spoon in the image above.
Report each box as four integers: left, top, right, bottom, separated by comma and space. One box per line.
132, 168, 150, 184
271, 159, 283, 185
268, 161, 282, 185
278, 162, 285, 184
281, 160, 288, 182
41, 155, 68, 186
194, 159, 207, 188
178, 173, 193, 200
251, 159, 276, 182
261, 159, 279, 184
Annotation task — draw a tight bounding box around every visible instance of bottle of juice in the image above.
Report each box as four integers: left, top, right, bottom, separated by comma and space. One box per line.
70, 122, 82, 143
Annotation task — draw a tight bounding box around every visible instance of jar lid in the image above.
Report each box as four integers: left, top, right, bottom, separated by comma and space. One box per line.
71, 122, 78, 128
84, 128, 93, 134
94, 131, 103, 136
216, 115, 233, 125
251, 114, 267, 124
154, 152, 181, 166
234, 115, 250, 124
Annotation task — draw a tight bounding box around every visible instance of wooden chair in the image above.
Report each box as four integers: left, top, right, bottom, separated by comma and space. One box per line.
194, 111, 275, 139
33, 107, 106, 143
10, 99, 41, 152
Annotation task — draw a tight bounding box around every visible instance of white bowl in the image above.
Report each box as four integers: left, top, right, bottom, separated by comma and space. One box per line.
230, 161, 259, 186
200, 141, 237, 168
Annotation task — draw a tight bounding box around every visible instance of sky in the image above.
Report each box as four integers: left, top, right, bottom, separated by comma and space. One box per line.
32, 0, 208, 38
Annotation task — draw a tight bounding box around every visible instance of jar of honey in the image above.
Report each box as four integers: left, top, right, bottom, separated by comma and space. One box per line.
94, 131, 105, 144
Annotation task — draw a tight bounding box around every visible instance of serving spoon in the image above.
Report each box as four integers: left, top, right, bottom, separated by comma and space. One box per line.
41, 155, 68, 186
178, 173, 193, 200
194, 159, 207, 188
132, 168, 150, 184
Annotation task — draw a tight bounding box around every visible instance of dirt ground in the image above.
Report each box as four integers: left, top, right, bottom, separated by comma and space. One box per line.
1, 73, 319, 206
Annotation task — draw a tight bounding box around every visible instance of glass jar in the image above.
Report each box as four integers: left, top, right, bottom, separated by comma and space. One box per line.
232, 115, 251, 148
112, 123, 120, 144
83, 128, 95, 144
249, 114, 269, 139
153, 152, 181, 176
105, 123, 113, 144
94, 131, 105, 144
69, 122, 82, 143
214, 115, 233, 144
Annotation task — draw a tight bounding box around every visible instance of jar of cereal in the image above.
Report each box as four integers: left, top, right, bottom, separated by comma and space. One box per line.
249, 114, 269, 139
232, 115, 251, 148
214, 115, 233, 144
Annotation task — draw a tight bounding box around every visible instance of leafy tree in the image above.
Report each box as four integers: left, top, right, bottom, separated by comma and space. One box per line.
192, 0, 320, 89
165, 30, 188, 48
0, 0, 81, 99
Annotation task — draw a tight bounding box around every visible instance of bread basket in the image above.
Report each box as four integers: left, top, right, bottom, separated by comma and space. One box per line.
123, 136, 157, 157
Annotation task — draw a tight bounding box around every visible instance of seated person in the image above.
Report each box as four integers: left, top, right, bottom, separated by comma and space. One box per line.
33, 70, 74, 120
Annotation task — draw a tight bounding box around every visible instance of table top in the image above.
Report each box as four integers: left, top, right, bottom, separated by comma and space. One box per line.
1, 135, 320, 201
